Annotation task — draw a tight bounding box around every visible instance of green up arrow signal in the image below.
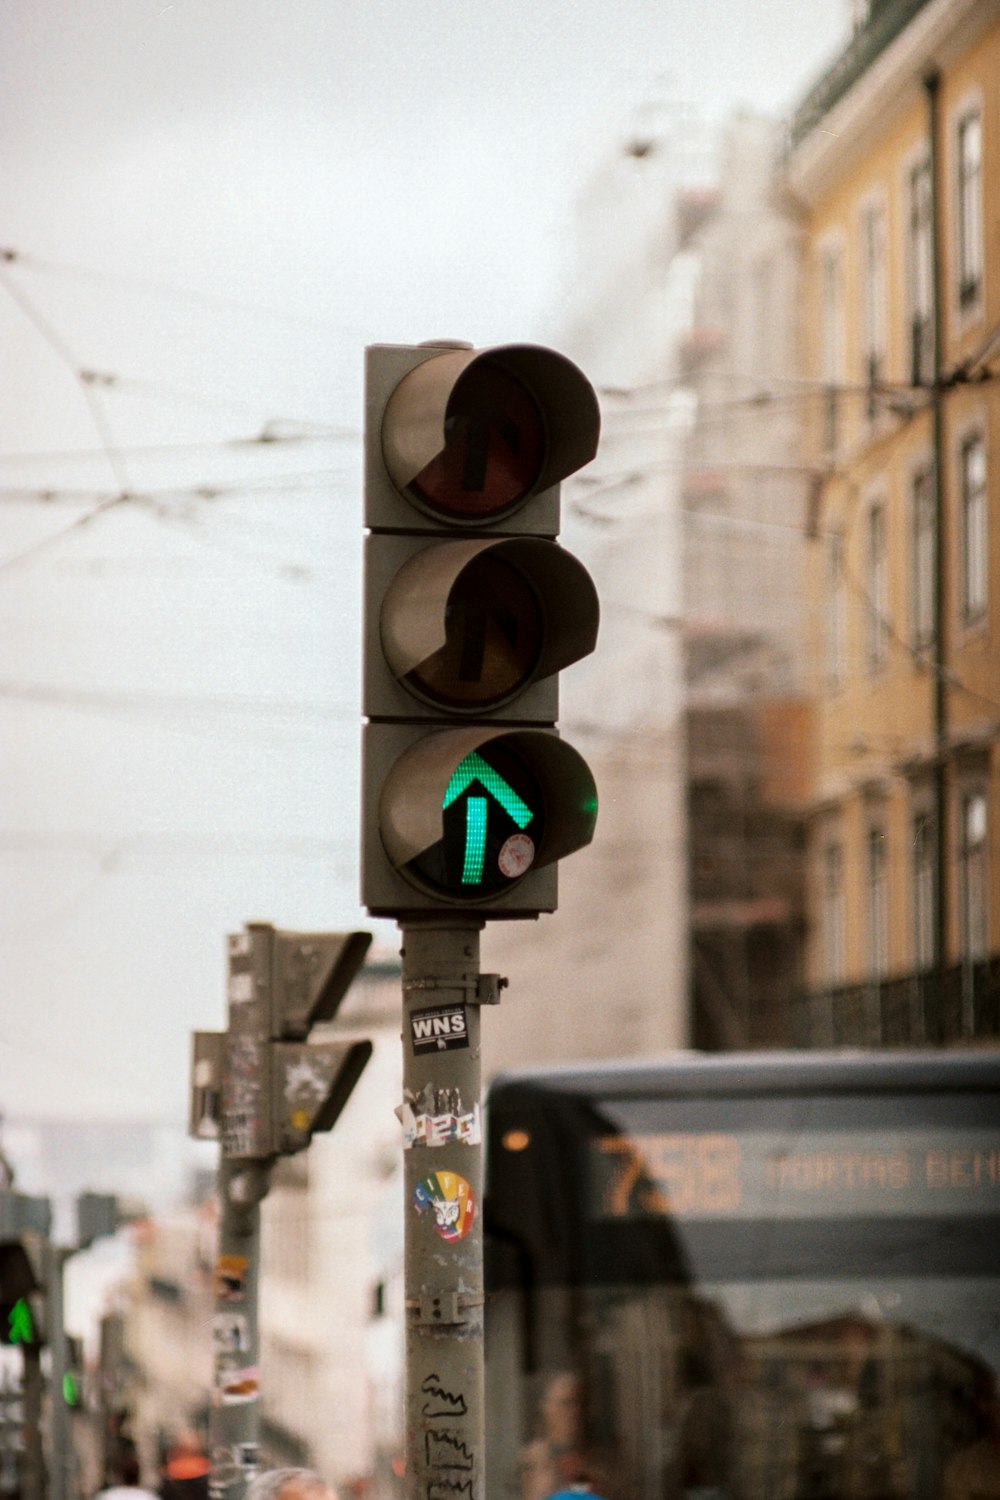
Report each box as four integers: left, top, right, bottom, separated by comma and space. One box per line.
8, 1296, 35, 1345
442, 751, 533, 885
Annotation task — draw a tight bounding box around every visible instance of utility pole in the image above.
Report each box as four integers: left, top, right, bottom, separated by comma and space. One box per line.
46, 1241, 73, 1500
924, 68, 950, 1039
400, 920, 497, 1495
191, 923, 371, 1500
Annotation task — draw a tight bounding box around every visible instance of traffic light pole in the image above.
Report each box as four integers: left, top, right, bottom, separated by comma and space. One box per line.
195, 924, 370, 1500
46, 1243, 72, 1500
20, 1340, 45, 1500
208, 1159, 270, 1500
400, 917, 498, 1500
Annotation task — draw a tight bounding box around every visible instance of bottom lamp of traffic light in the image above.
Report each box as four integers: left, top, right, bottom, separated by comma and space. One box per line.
370, 726, 597, 912
3, 1296, 36, 1346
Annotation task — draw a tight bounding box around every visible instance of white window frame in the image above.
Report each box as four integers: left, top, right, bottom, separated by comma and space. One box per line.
959, 429, 987, 625
954, 98, 984, 319
905, 152, 934, 386
822, 838, 846, 986
866, 821, 889, 980
910, 806, 935, 972
818, 234, 845, 456
859, 194, 887, 409
865, 495, 889, 675
959, 787, 988, 964
825, 530, 847, 691
910, 458, 935, 650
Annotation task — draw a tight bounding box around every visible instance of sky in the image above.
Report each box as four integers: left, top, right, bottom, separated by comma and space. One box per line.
0, 0, 849, 1127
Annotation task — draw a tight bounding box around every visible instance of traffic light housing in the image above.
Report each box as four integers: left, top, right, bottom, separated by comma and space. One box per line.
193, 924, 373, 1160
0, 1242, 39, 1347
76, 1193, 119, 1250
362, 342, 601, 918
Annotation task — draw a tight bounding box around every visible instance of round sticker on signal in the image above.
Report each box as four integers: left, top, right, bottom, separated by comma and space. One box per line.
414, 1171, 476, 1241
498, 833, 535, 879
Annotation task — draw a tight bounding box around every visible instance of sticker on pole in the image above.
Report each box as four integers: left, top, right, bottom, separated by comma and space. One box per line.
414, 1171, 476, 1241
216, 1360, 259, 1405
410, 1003, 469, 1053
215, 1255, 249, 1303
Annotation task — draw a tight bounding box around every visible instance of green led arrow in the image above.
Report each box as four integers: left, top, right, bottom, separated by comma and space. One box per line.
443, 751, 534, 887
462, 796, 488, 883
8, 1297, 34, 1345
443, 752, 532, 826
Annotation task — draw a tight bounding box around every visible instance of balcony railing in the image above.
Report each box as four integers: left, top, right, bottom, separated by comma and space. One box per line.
794, 957, 1000, 1046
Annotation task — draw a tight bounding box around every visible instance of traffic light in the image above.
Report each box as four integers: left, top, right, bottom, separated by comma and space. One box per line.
76, 1193, 119, 1250
63, 1336, 85, 1407
0, 1242, 38, 1347
361, 342, 601, 918
192, 924, 373, 1159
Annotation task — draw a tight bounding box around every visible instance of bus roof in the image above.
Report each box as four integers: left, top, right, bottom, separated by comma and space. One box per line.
486, 1048, 1000, 1101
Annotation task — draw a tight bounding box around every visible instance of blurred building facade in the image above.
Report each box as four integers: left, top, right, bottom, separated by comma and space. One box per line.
786, 0, 1000, 1044
676, 112, 812, 1049
482, 109, 692, 1071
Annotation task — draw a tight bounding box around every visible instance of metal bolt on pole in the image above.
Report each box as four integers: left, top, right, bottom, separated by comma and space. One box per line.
400, 917, 495, 1500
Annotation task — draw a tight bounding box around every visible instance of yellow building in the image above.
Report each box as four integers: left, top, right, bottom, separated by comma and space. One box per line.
786, 0, 1000, 1044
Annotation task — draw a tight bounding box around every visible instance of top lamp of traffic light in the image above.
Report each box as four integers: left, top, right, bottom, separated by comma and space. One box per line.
366, 342, 601, 534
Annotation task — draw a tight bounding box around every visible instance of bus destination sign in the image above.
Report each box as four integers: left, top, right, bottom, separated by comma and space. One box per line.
590, 1130, 1000, 1220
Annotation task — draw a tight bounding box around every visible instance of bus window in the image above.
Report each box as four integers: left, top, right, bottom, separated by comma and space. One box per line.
484, 1052, 1000, 1500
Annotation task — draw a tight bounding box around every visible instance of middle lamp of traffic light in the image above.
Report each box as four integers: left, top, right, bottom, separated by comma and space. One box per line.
366, 534, 600, 720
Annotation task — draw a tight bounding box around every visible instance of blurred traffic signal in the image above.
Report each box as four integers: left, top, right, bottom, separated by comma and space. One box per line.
191, 925, 372, 1158
361, 342, 601, 918
63, 1337, 85, 1407
0, 1242, 38, 1347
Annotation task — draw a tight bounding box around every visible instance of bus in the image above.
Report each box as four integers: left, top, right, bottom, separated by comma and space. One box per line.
483, 1050, 1000, 1500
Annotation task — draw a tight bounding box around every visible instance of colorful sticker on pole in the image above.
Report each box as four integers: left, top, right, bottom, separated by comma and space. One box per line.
215, 1254, 249, 1303
216, 1359, 259, 1405
414, 1171, 476, 1241
212, 1312, 250, 1355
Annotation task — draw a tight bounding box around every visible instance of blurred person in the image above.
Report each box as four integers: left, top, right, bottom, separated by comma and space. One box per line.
520, 1371, 611, 1500
941, 1372, 1000, 1500
94, 1452, 159, 1500
158, 1431, 210, 1500
244, 1469, 339, 1500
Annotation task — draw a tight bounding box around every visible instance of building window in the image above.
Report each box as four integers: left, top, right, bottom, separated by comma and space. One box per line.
960, 433, 987, 624
866, 500, 888, 674
911, 463, 935, 650
911, 810, 935, 971
866, 824, 888, 979
956, 109, 983, 311
861, 201, 886, 412
823, 840, 845, 985
907, 158, 934, 386
819, 245, 843, 454
959, 790, 988, 963
825, 531, 846, 690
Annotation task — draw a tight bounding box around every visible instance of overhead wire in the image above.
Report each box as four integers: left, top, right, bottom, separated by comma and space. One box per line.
0, 432, 357, 468
0, 257, 144, 572
1, 244, 367, 338
0, 261, 129, 496
833, 548, 1000, 724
